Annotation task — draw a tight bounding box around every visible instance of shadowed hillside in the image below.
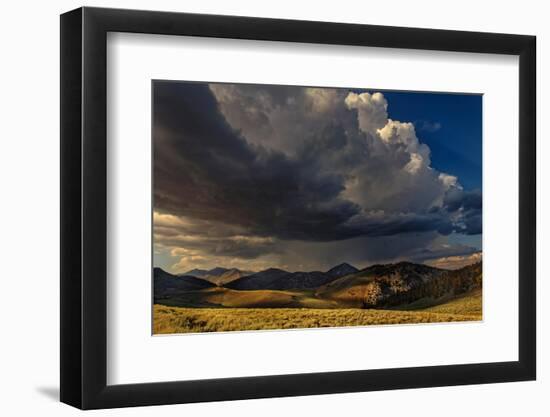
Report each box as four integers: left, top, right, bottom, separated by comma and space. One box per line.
182, 267, 253, 286
155, 262, 481, 310
154, 268, 215, 299
154, 288, 482, 334
317, 261, 481, 308
225, 263, 360, 291
224, 268, 290, 290
316, 262, 482, 308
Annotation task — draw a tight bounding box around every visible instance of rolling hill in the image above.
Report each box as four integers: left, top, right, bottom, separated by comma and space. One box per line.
155, 261, 482, 311
153, 261, 482, 333
326, 262, 359, 279
263, 271, 342, 290
154, 267, 215, 298
183, 267, 254, 286
317, 261, 481, 308
225, 263, 360, 291
182, 268, 210, 277
225, 268, 289, 290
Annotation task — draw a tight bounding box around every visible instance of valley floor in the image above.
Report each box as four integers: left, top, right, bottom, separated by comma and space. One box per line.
153, 289, 482, 334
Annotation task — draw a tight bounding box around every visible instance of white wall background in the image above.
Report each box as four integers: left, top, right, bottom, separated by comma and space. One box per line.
0, 0, 545, 415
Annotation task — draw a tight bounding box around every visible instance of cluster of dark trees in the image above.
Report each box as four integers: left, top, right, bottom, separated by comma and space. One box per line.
358, 262, 482, 308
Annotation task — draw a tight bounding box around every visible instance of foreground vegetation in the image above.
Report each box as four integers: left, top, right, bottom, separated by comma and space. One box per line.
422, 289, 482, 315
153, 289, 481, 334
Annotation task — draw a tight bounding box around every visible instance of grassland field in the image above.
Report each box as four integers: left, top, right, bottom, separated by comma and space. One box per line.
153, 289, 482, 334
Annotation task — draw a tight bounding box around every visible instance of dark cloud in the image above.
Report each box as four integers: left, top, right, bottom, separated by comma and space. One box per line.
407, 243, 479, 263
154, 82, 366, 242
153, 81, 482, 269
161, 235, 279, 260
442, 188, 483, 234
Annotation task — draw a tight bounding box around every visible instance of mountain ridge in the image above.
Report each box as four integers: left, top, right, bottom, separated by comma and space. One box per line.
183, 266, 254, 286
316, 261, 481, 308
154, 261, 482, 310
154, 267, 216, 296
326, 262, 359, 279
158, 260, 481, 305
225, 268, 289, 290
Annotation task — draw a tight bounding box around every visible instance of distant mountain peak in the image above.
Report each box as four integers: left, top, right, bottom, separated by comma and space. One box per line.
208, 267, 229, 275
224, 267, 290, 290
180, 267, 255, 286
183, 268, 208, 277
326, 262, 359, 278
154, 267, 215, 296
183, 267, 229, 278
330, 262, 356, 270
263, 267, 287, 273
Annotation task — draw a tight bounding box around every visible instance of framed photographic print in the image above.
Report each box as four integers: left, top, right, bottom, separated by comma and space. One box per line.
60, 6, 536, 409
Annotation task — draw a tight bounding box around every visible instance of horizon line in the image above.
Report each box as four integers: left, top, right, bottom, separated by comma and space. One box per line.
154, 253, 483, 275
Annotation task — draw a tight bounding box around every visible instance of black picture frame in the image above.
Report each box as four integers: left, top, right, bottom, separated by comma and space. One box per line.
60, 6, 536, 410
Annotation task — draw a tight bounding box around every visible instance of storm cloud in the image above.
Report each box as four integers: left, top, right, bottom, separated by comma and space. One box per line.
153, 81, 482, 272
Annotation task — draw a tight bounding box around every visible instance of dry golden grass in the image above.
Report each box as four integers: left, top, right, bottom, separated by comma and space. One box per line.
200, 287, 340, 308
422, 289, 482, 315
156, 287, 343, 309
153, 290, 481, 334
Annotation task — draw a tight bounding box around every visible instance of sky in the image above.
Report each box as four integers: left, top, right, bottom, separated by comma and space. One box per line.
153, 81, 482, 273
